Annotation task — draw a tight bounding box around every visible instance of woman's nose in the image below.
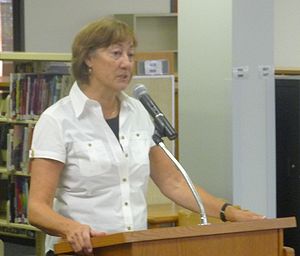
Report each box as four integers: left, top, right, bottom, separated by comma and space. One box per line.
120, 53, 133, 68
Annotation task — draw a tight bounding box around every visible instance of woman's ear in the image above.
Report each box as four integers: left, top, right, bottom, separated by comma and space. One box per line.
84, 50, 95, 68
84, 58, 92, 69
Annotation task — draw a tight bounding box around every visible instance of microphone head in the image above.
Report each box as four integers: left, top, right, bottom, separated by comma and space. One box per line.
133, 84, 147, 100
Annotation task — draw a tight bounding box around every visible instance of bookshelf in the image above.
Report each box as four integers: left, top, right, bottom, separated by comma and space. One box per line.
114, 13, 177, 52
0, 51, 71, 62
0, 51, 72, 256
114, 13, 178, 75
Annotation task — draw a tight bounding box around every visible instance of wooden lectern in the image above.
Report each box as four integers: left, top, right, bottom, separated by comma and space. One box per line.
54, 217, 296, 256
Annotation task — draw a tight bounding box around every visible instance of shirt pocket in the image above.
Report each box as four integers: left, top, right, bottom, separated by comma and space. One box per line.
129, 131, 150, 164
73, 141, 112, 177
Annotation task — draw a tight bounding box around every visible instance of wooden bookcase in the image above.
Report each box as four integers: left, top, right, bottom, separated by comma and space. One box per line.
0, 51, 72, 256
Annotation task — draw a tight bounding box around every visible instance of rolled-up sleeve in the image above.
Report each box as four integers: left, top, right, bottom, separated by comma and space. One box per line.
29, 114, 66, 163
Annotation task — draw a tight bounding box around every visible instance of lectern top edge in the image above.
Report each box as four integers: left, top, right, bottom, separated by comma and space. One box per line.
54, 217, 296, 255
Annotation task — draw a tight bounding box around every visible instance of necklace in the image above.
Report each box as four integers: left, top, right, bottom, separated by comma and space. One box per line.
104, 100, 119, 119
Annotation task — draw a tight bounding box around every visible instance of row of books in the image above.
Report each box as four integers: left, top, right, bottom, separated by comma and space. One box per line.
0, 124, 33, 224
0, 175, 29, 224
6, 124, 34, 173
9, 73, 73, 120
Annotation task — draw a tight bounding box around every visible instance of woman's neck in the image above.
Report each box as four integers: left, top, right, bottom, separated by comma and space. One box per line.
101, 98, 120, 119
80, 82, 120, 119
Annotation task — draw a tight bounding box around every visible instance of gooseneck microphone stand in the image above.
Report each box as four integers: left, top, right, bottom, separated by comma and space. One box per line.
152, 130, 209, 225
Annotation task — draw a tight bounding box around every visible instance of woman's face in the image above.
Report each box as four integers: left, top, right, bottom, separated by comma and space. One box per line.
85, 41, 135, 92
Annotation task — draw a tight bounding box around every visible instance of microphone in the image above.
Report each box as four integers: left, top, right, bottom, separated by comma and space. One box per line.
133, 84, 177, 140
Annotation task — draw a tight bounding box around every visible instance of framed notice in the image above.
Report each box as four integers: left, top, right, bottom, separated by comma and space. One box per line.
137, 59, 169, 76
126, 75, 176, 205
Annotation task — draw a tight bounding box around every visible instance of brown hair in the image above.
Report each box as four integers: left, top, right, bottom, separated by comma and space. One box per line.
71, 18, 137, 85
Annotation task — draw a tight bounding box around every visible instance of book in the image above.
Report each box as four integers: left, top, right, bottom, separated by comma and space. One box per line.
20, 124, 34, 173
9, 73, 73, 120
11, 124, 24, 171
8, 176, 15, 223
0, 124, 9, 165
14, 176, 29, 224
6, 128, 13, 172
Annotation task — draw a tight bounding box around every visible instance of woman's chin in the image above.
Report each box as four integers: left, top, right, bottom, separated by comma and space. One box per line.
115, 81, 131, 91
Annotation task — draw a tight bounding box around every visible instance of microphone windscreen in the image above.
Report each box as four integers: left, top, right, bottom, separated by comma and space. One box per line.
133, 84, 147, 100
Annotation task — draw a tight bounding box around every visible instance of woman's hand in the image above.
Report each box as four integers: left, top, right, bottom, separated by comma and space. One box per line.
225, 205, 266, 222
65, 223, 106, 255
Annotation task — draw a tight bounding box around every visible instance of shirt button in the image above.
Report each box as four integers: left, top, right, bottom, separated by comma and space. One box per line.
88, 143, 92, 147
125, 153, 128, 158
120, 135, 125, 140
127, 226, 131, 231
136, 133, 140, 137
124, 202, 128, 206
122, 178, 127, 182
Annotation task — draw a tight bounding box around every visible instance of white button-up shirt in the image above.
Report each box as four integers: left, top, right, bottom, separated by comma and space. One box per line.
30, 82, 155, 251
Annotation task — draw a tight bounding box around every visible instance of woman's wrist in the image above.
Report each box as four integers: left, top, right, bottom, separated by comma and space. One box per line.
220, 204, 266, 222
220, 203, 233, 222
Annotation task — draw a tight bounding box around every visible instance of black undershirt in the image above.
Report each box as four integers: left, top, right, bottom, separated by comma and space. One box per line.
106, 115, 119, 140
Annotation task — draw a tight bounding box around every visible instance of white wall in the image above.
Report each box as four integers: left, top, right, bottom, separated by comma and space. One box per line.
178, 1, 233, 201
274, 0, 300, 67
24, 0, 169, 52
179, 0, 275, 217
232, 0, 275, 217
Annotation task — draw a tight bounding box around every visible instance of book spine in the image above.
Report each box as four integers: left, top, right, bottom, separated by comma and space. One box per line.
9, 73, 17, 118
21, 126, 28, 173
9, 176, 15, 223
6, 129, 13, 172
12, 124, 24, 171
25, 75, 31, 120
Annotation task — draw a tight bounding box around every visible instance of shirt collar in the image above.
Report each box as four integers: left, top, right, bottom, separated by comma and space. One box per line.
69, 82, 90, 118
119, 91, 135, 112
69, 82, 135, 118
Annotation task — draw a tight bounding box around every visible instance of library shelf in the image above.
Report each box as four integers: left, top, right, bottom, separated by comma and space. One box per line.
0, 51, 72, 256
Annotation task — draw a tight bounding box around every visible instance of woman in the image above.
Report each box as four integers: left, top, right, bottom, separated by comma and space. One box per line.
28, 18, 264, 256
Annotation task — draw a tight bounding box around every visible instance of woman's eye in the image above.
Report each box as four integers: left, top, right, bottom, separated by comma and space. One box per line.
111, 50, 122, 58
128, 53, 135, 61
